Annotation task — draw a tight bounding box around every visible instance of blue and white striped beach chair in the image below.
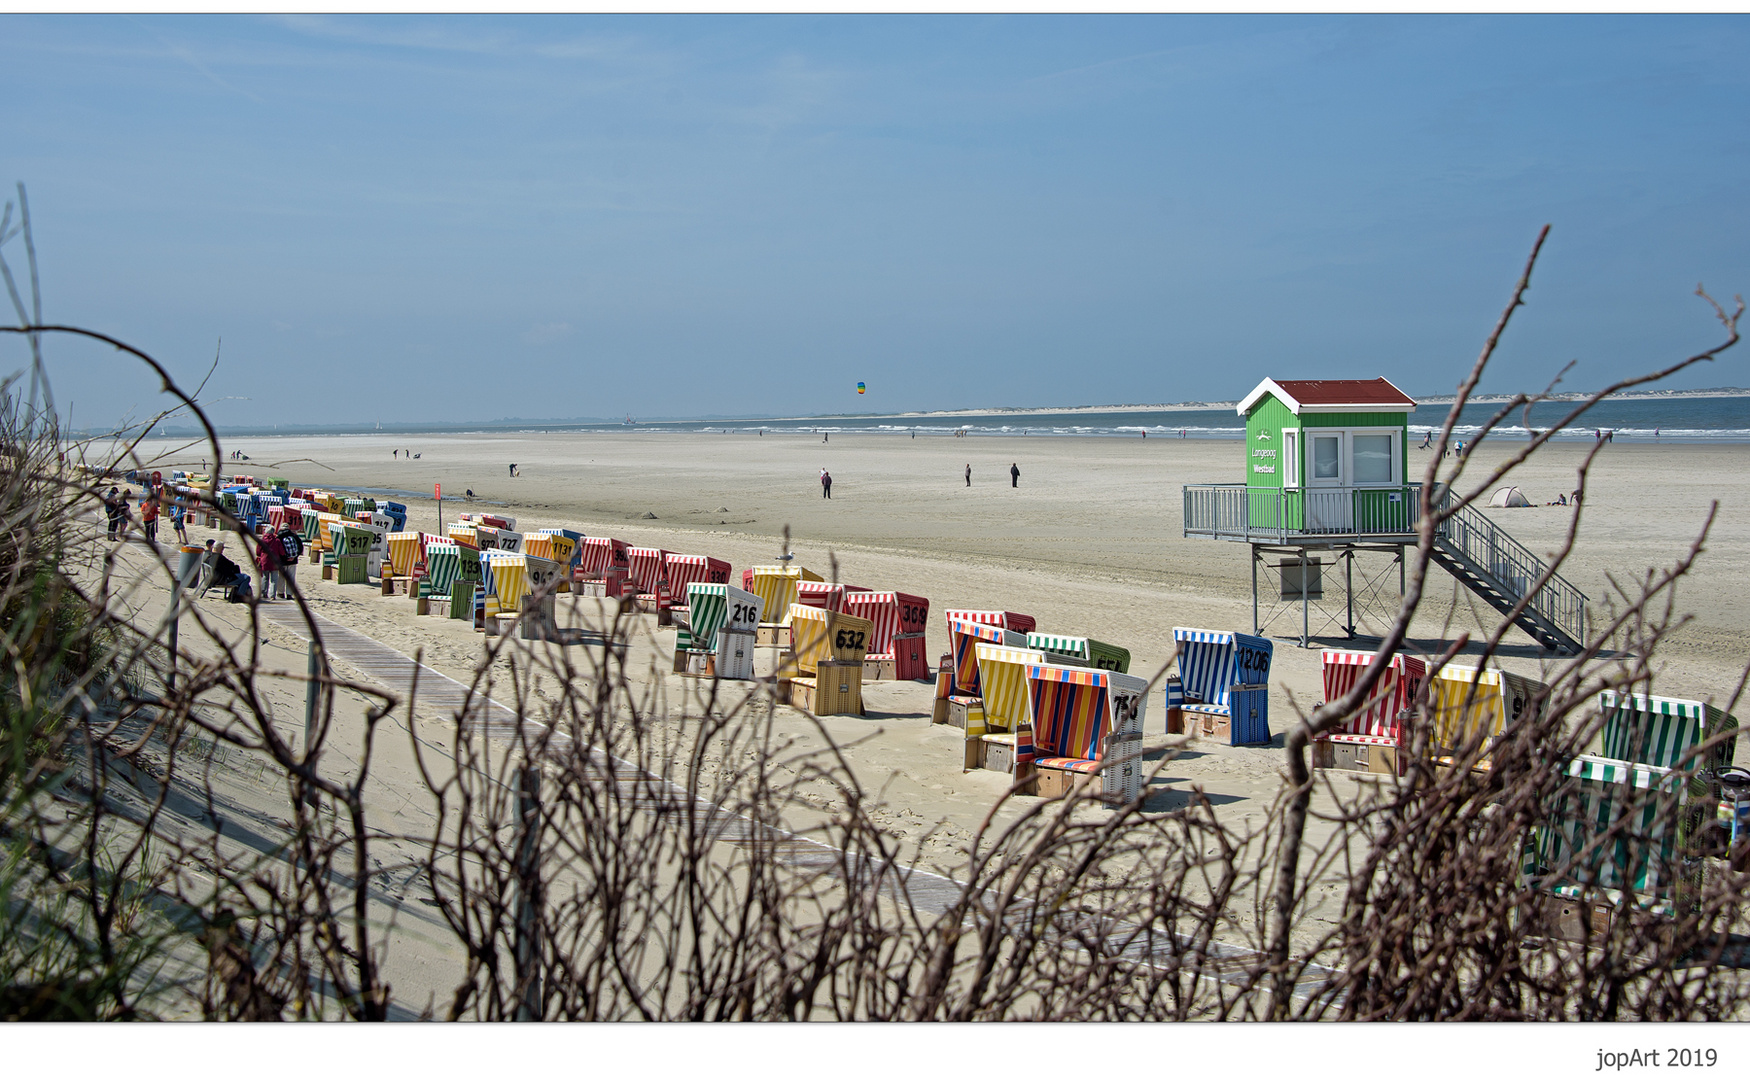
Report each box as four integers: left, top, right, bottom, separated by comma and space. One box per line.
1171, 627, 1274, 746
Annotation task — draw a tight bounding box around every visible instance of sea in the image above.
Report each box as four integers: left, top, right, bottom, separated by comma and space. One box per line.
183, 394, 1750, 443
609, 395, 1750, 444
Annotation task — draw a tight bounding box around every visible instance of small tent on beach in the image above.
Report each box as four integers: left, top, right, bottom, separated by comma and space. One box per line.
1488, 486, 1532, 508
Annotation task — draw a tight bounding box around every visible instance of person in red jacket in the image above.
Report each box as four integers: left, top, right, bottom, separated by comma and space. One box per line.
255, 530, 286, 602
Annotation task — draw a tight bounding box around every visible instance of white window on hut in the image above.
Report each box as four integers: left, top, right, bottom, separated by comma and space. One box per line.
1353, 432, 1394, 484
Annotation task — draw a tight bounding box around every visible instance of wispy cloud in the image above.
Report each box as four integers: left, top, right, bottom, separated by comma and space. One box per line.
136, 18, 266, 103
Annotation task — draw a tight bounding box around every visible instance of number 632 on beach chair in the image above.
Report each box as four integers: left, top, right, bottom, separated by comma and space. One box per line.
1169, 628, 1273, 746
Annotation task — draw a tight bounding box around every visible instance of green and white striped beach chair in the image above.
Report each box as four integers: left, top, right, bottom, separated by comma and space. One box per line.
1026, 633, 1131, 674
420, 542, 461, 600
1598, 690, 1736, 789
1528, 754, 1704, 916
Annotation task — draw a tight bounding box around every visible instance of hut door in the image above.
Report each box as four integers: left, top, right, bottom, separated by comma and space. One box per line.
1305, 433, 1352, 531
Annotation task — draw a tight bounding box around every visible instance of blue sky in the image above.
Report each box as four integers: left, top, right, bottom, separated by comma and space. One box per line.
2, 14, 1748, 429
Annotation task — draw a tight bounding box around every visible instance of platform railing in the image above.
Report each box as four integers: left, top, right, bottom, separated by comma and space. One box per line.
1183, 482, 1589, 647
1182, 483, 1424, 543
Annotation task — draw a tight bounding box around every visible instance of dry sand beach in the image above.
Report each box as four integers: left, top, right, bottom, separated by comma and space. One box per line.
130, 427, 1750, 806
144, 427, 1750, 702
114, 427, 1750, 1010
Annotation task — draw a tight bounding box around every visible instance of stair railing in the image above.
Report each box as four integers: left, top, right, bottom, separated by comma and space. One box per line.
1430, 487, 1589, 645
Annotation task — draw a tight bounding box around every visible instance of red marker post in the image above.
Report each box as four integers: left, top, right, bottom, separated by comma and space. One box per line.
435, 483, 443, 533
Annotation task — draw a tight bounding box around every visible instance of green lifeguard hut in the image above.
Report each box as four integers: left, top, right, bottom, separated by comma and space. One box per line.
1237, 377, 1416, 535
1183, 376, 1590, 653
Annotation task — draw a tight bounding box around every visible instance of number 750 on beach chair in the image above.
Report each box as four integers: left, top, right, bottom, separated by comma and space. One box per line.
1169, 628, 1273, 746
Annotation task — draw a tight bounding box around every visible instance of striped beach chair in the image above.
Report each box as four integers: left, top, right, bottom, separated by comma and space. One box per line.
843, 591, 931, 680
385, 531, 425, 580
795, 580, 869, 613
1312, 649, 1426, 771
448, 549, 484, 619
421, 542, 462, 601
484, 552, 530, 613
948, 617, 1029, 698
1428, 662, 1546, 774
577, 536, 630, 579
663, 553, 732, 610
447, 524, 478, 550
747, 566, 809, 624
784, 603, 874, 678
333, 524, 375, 585
475, 526, 521, 553
1528, 754, 1701, 917
1026, 633, 1131, 674
685, 583, 763, 654
944, 609, 1037, 635
527, 530, 581, 588
1027, 664, 1151, 803
314, 512, 344, 557
1172, 628, 1275, 746
628, 547, 670, 600
521, 532, 560, 562
298, 508, 326, 552
1598, 690, 1737, 779
975, 643, 1047, 732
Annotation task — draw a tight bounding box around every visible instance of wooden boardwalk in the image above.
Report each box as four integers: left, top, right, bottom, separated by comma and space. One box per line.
255, 601, 1338, 1007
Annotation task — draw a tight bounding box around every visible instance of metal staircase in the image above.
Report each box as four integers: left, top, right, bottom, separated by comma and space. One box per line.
1428, 491, 1589, 654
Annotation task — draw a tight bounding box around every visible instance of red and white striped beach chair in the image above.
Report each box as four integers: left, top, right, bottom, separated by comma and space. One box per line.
1313, 649, 1428, 775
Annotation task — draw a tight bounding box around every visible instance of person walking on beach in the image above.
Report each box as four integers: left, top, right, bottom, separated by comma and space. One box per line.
171, 494, 189, 546
821, 469, 833, 499
509, 463, 518, 478
255, 530, 286, 602
275, 525, 302, 599
139, 489, 160, 545
1010, 463, 1020, 488
964, 464, 971, 487
103, 486, 122, 540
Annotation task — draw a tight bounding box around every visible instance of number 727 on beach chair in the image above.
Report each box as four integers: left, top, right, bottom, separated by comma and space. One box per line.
1169, 628, 1274, 746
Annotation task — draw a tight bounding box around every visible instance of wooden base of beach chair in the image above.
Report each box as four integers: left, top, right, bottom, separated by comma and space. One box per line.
1312, 739, 1402, 776
1196, 711, 1231, 743
1525, 892, 1676, 951
862, 657, 896, 681
673, 649, 714, 677
943, 697, 983, 730
786, 662, 863, 716
1035, 764, 1102, 801
756, 623, 791, 648
321, 563, 334, 580
1166, 707, 1186, 735
977, 733, 1035, 794
415, 597, 431, 615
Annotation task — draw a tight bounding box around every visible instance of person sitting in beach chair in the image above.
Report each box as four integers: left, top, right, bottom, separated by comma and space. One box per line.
200, 542, 242, 600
